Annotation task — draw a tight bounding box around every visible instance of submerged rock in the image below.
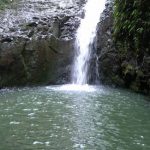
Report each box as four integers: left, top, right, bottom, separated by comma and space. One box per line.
0, 0, 85, 87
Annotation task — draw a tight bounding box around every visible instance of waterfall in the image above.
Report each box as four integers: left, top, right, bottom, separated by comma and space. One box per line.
72, 0, 106, 85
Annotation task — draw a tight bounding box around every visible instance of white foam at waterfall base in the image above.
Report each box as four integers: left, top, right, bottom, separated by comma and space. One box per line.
46, 84, 96, 92
72, 0, 106, 84
58, 84, 96, 92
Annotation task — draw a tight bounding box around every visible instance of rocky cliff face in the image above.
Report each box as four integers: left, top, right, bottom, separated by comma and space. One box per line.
96, 0, 122, 85
0, 0, 85, 87
96, 0, 150, 95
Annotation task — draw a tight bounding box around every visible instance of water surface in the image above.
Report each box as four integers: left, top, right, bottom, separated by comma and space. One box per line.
0, 85, 150, 150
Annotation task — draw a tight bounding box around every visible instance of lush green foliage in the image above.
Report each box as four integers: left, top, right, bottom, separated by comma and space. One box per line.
0, 0, 12, 10
113, 0, 150, 93
114, 0, 150, 56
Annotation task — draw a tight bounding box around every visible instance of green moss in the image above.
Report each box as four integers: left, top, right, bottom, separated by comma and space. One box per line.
111, 75, 125, 86
123, 64, 134, 75
130, 81, 139, 92
0, 0, 12, 10
136, 70, 144, 77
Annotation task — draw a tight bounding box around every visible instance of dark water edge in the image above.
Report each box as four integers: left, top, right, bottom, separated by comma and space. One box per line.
0, 85, 150, 150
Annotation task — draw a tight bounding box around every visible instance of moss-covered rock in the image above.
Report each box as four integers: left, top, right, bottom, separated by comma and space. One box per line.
96, 0, 150, 95
0, 0, 11, 10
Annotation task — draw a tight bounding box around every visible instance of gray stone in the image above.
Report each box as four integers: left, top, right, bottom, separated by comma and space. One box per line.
0, 0, 85, 87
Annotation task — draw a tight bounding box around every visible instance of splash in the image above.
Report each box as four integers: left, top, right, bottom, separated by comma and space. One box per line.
46, 84, 97, 92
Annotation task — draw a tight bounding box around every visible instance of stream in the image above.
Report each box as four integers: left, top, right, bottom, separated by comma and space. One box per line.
0, 85, 150, 150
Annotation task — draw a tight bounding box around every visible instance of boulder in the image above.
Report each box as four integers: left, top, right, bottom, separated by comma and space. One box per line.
0, 0, 85, 87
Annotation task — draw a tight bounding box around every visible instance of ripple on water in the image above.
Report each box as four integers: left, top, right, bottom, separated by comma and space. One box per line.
9, 121, 20, 125
0, 85, 150, 150
33, 141, 43, 145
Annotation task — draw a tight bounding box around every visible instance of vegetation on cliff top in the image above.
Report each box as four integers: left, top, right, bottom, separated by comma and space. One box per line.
0, 0, 12, 10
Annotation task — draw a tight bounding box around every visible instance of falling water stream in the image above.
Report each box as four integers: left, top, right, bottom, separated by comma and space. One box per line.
72, 0, 106, 84
0, 0, 150, 150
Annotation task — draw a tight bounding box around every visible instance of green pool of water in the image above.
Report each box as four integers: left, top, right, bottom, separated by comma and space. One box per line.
0, 85, 150, 150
